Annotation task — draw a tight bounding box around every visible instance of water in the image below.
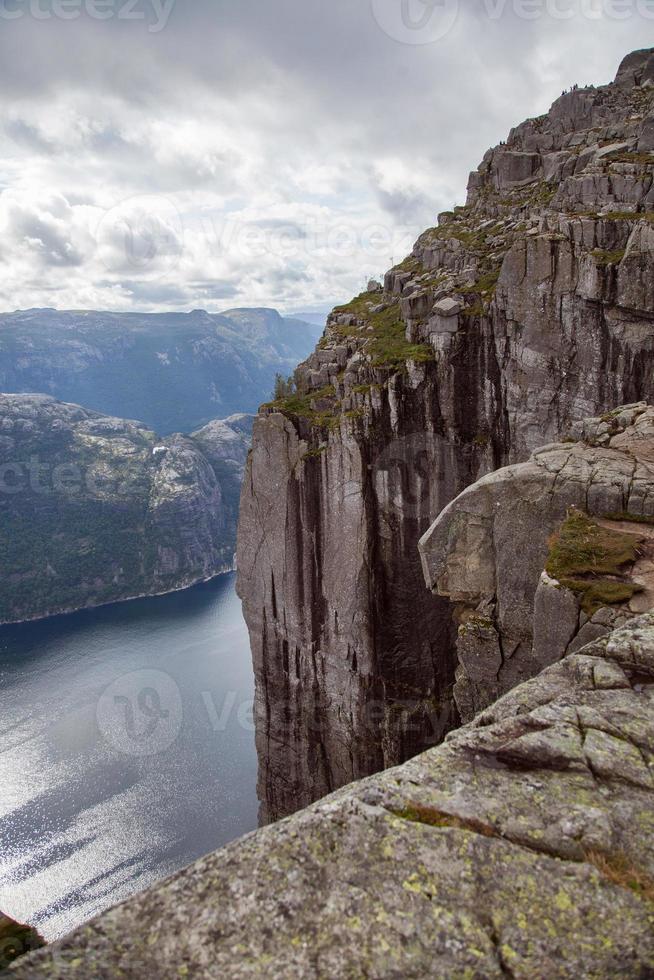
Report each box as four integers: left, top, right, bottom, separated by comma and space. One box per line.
0, 573, 258, 941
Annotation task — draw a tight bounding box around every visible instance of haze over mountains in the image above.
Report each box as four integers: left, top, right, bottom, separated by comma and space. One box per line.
0, 307, 322, 435
0, 306, 321, 622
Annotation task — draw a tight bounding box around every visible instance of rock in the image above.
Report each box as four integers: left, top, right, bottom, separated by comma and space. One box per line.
0, 914, 44, 971
639, 115, 654, 152
432, 297, 461, 317
420, 406, 654, 721
237, 49, 654, 821
10, 615, 654, 978
615, 47, 654, 89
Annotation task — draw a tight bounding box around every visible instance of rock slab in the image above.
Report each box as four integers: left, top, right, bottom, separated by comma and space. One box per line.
8, 614, 654, 978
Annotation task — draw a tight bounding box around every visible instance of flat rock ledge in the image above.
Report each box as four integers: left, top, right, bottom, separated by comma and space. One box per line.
8, 616, 654, 979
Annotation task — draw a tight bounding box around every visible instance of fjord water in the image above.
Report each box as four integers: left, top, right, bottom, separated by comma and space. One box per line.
0, 573, 257, 941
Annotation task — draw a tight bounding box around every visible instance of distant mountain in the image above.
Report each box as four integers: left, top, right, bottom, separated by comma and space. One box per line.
0, 308, 322, 435
288, 312, 329, 329
0, 393, 253, 624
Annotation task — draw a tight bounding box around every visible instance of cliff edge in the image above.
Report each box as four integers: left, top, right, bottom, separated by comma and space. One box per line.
8, 611, 654, 977
237, 47, 654, 820
421, 402, 654, 721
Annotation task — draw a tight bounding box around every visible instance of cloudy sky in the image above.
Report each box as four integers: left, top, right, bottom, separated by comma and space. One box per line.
0, 0, 650, 316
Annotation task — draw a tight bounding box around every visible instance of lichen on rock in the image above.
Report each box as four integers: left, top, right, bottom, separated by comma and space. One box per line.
8, 613, 654, 978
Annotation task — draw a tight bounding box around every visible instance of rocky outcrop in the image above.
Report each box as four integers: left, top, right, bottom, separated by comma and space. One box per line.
237, 49, 654, 821
0, 394, 252, 624
9, 614, 654, 978
420, 402, 654, 722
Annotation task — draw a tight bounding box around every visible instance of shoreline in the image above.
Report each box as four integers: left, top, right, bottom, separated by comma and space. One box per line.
0, 560, 237, 629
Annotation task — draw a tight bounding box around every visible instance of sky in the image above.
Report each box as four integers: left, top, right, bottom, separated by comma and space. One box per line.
0, 0, 651, 316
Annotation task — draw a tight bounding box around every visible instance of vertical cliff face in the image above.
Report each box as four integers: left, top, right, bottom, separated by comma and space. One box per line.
237, 48, 654, 822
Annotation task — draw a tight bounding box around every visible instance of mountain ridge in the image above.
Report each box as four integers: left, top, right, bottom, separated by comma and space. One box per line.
0, 307, 321, 435
0, 392, 253, 625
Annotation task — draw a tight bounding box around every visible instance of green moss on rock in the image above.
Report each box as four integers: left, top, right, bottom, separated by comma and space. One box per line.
546, 509, 643, 614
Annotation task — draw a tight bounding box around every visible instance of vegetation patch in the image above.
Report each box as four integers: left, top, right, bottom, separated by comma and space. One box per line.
264, 385, 341, 428
393, 803, 498, 838
605, 150, 654, 166
604, 511, 654, 527
333, 292, 434, 372
392, 255, 422, 274
585, 850, 654, 904
546, 509, 643, 615
592, 248, 627, 267
0, 917, 44, 969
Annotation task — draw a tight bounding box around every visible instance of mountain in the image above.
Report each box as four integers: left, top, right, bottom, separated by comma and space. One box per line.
0, 308, 321, 435
0, 393, 252, 624
236, 47, 654, 821
10, 46, 654, 980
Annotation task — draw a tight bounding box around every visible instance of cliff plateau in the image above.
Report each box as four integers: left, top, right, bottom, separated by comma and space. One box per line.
237, 48, 654, 820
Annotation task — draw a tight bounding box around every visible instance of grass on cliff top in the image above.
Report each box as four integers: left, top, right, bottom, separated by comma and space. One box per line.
592, 248, 627, 267
585, 851, 654, 904
333, 292, 434, 372
546, 509, 643, 615
263, 384, 341, 428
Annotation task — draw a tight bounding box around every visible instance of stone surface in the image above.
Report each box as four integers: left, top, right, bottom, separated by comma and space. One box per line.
9, 615, 654, 978
0, 394, 253, 623
420, 404, 654, 721
237, 49, 654, 821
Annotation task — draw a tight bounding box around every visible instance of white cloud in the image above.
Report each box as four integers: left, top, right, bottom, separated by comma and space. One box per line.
0, 2, 648, 313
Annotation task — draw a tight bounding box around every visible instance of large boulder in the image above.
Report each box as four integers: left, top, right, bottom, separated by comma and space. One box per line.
420, 403, 654, 721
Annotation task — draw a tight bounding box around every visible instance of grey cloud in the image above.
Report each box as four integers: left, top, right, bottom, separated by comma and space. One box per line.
5, 118, 53, 152
9, 210, 83, 266
187, 280, 241, 300
0, 1, 648, 312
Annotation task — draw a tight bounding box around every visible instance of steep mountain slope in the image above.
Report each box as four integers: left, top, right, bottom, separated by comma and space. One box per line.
237, 48, 654, 821
0, 394, 252, 624
0, 308, 321, 434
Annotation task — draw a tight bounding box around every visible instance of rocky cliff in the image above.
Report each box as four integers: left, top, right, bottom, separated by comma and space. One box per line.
237, 48, 654, 821
0, 394, 252, 624
421, 402, 654, 723
8, 612, 654, 978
